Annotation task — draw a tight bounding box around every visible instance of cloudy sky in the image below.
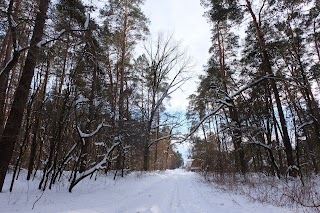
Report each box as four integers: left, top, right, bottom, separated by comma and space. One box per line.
141, 0, 211, 112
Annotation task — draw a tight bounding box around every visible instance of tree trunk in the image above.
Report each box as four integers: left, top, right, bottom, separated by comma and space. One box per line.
0, 0, 23, 128
288, 24, 320, 146
80, 47, 97, 173
143, 143, 149, 171
0, 0, 50, 192
0, 38, 12, 131
216, 21, 246, 174
27, 57, 50, 180
314, 20, 320, 62
10, 99, 33, 191
119, 0, 128, 126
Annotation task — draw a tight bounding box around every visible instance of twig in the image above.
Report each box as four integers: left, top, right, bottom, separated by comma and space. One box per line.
32, 190, 45, 210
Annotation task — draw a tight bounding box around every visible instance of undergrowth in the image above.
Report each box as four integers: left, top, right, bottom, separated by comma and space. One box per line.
203, 172, 320, 213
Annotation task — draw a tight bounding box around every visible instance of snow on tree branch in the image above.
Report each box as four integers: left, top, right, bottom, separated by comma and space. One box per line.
77, 122, 111, 139
243, 135, 272, 150
69, 141, 121, 192
297, 120, 314, 132
84, 12, 90, 30
78, 142, 120, 178
213, 98, 233, 107
148, 134, 176, 148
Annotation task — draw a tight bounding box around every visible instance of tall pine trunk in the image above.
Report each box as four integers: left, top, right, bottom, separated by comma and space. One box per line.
216, 21, 246, 174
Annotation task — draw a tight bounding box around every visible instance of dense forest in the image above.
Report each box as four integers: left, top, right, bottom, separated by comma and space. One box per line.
187, 0, 320, 207
0, 0, 320, 207
0, 0, 184, 193
189, 0, 320, 179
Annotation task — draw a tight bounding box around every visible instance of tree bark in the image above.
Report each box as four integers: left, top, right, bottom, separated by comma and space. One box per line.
119, 0, 128, 126
314, 20, 320, 62
0, 37, 12, 131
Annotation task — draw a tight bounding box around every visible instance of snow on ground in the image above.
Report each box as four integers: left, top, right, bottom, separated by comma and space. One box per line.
1, 169, 296, 213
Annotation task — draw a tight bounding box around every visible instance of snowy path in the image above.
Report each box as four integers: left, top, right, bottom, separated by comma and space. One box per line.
1, 169, 295, 213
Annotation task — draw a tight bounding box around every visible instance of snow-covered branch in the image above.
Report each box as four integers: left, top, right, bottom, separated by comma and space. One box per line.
37, 29, 66, 48
213, 98, 233, 107
69, 141, 121, 192
229, 74, 272, 98
84, 12, 90, 30
148, 134, 176, 148
78, 142, 120, 177
243, 136, 272, 150
77, 122, 111, 139
297, 120, 314, 132
180, 104, 224, 143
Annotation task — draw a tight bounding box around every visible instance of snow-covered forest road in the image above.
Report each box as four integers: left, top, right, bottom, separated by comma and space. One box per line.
1, 169, 295, 213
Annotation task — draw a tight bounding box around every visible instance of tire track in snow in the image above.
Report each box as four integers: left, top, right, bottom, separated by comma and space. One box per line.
114, 172, 177, 213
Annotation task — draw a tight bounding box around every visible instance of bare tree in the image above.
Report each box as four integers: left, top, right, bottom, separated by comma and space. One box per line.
137, 33, 193, 170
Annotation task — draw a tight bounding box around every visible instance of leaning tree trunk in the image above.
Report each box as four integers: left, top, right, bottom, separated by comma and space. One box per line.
0, 0, 50, 192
